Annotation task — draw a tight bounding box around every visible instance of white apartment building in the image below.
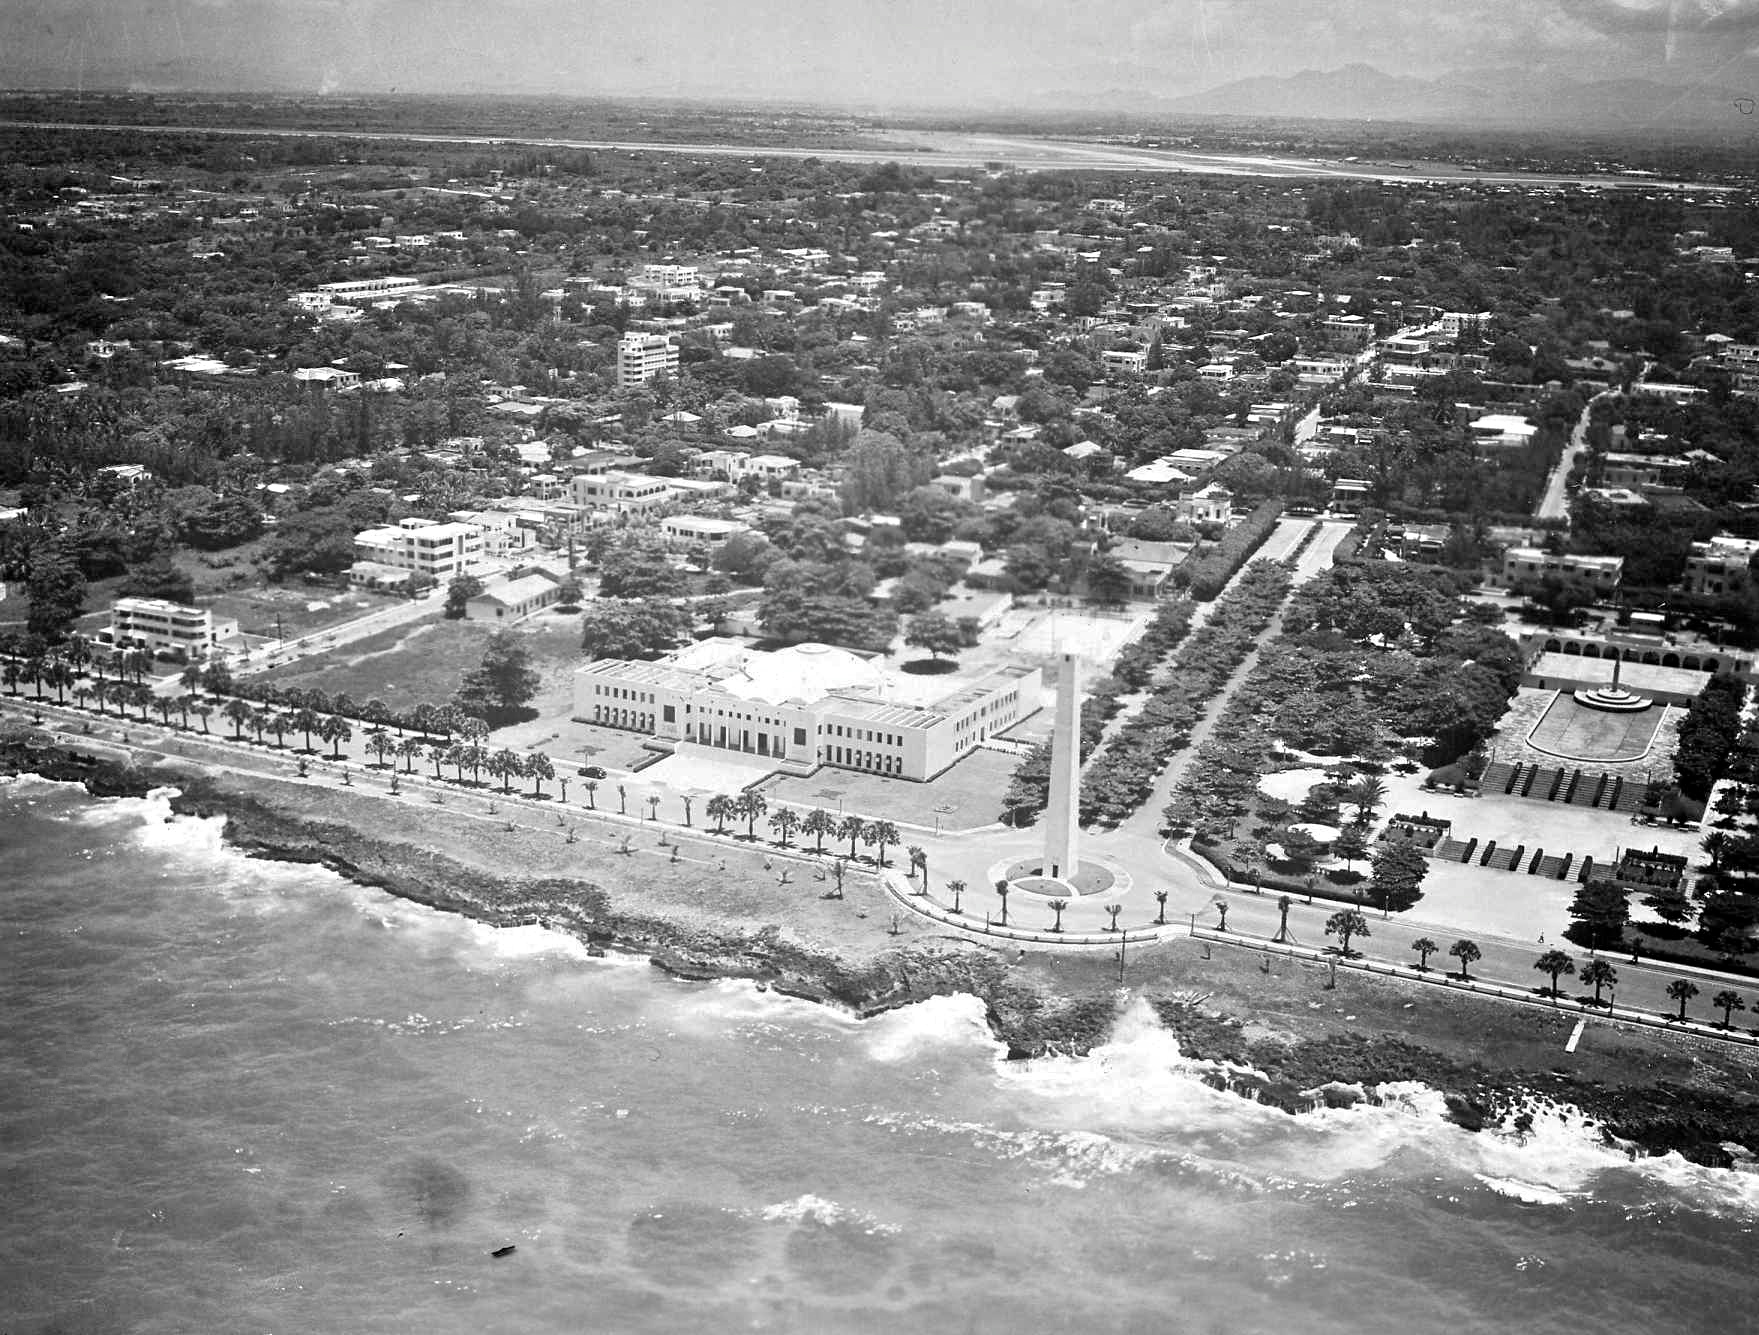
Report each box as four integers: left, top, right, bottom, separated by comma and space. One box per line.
573, 639, 1040, 781
1683, 534, 1759, 598
108, 597, 239, 661
350, 518, 484, 587
569, 470, 675, 514
616, 332, 680, 390
659, 515, 755, 551
1501, 547, 1624, 596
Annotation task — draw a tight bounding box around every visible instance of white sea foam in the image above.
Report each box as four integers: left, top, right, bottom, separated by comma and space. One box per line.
756, 1193, 898, 1235
996, 998, 1289, 1139
987, 998, 1759, 1216
862, 992, 1003, 1063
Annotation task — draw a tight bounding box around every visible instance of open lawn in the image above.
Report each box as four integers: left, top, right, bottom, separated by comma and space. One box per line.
207, 584, 394, 641
264, 614, 584, 714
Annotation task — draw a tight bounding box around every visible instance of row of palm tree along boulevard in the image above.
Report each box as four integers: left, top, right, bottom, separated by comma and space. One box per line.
1223, 901, 1758, 1037
0, 651, 925, 877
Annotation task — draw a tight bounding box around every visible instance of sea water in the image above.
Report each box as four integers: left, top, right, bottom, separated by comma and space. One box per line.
2, 776, 1755, 1335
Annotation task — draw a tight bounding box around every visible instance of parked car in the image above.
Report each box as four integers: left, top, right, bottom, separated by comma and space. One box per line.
577, 764, 607, 779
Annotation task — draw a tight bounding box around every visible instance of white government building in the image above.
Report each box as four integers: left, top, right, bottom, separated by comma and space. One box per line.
574, 639, 1039, 781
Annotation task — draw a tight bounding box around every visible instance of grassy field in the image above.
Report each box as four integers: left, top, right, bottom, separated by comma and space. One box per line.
263, 615, 583, 715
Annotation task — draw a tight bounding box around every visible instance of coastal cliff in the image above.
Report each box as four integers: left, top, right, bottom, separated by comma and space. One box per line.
7, 737, 1759, 1168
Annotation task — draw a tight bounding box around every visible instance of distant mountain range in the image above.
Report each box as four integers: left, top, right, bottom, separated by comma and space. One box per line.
1151, 64, 1750, 132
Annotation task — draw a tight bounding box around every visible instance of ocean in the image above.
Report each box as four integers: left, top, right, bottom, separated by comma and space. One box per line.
2, 776, 1755, 1335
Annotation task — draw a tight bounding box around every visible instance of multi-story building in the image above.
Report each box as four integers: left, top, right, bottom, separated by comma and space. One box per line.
616, 332, 679, 390
350, 518, 484, 587
1500, 547, 1624, 596
569, 470, 675, 514
1683, 534, 1759, 598
574, 639, 1040, 781
659, 515, 755, 552
107, 597, 239, 661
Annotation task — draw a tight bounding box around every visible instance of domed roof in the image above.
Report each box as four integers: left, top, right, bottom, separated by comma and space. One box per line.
719, 642, 882, 706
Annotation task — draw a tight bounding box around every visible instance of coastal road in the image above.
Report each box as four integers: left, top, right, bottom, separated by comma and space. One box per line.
1197, 886, 1746, 1032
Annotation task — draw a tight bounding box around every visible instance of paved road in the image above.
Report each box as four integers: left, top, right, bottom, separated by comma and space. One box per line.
1535, 390, 1615, 524
1197, 883, 1748, 1029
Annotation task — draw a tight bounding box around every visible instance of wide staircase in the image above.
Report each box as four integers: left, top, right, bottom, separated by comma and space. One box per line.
1481, 760, 1635, 814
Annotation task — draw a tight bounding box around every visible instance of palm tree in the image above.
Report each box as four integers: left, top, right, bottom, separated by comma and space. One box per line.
741, 791, 767, 839
73, 683, 92, 712
464, 744, 489, 786
837, 813, 864, 859
428, 742, 449, 779
1713, 989, 1746, 1029
1533, 949, 1576, 998
412, 702, 438, 740
1448, 939, 1482, 981
21, 657, 44, 699
320, 715, 352, 759
91, 679, 112, 716
556, 775, 570, 804
268, 712, 293, 749
1666, 978, 1701, 1022
1048, 898, 1069, 932
247, 706, 270, 744
64, 634, 92, 676
769, 806, 800, 847
362, 697, 394, 735
947, 879, 966, 914
646, 793, 661, 821
583, 779, 599, 810
1579, 958, 1617, 1006
994, 878, 1010, 926
364, 728, 392, 766
866, 819, 899, 867
2, 660, 19, 696
489, 748, 522, 793
292, 707, 320, 752
192, 703, 213, 734
1106, 904, 1123, 932
1411, 937, 1439, 970
397, 735, 425, 774
1154, 889, 1169, 925
46, 661, 74, 704
1347, 774, 1388, 825
444, 743, 469, 784
152, 695, 175, 728
679, 793, 692, 826
706, 793, 732, 833
525, 752, 555, 797
1702, 830, 1729, 871
1325, 909, 1370, 957
802, 808, 834, 853
176, 694, 191, 729
616, 783, 628, 815
906, 845, 926, 886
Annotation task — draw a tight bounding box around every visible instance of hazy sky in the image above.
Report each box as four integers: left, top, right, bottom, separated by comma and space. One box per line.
4, 0, 1759, 105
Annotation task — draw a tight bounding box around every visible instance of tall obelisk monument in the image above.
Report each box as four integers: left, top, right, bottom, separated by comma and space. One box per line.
1044, 652, 1081, 879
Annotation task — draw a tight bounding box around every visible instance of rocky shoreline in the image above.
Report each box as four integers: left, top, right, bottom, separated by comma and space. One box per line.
7, 736, 1759, 1169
